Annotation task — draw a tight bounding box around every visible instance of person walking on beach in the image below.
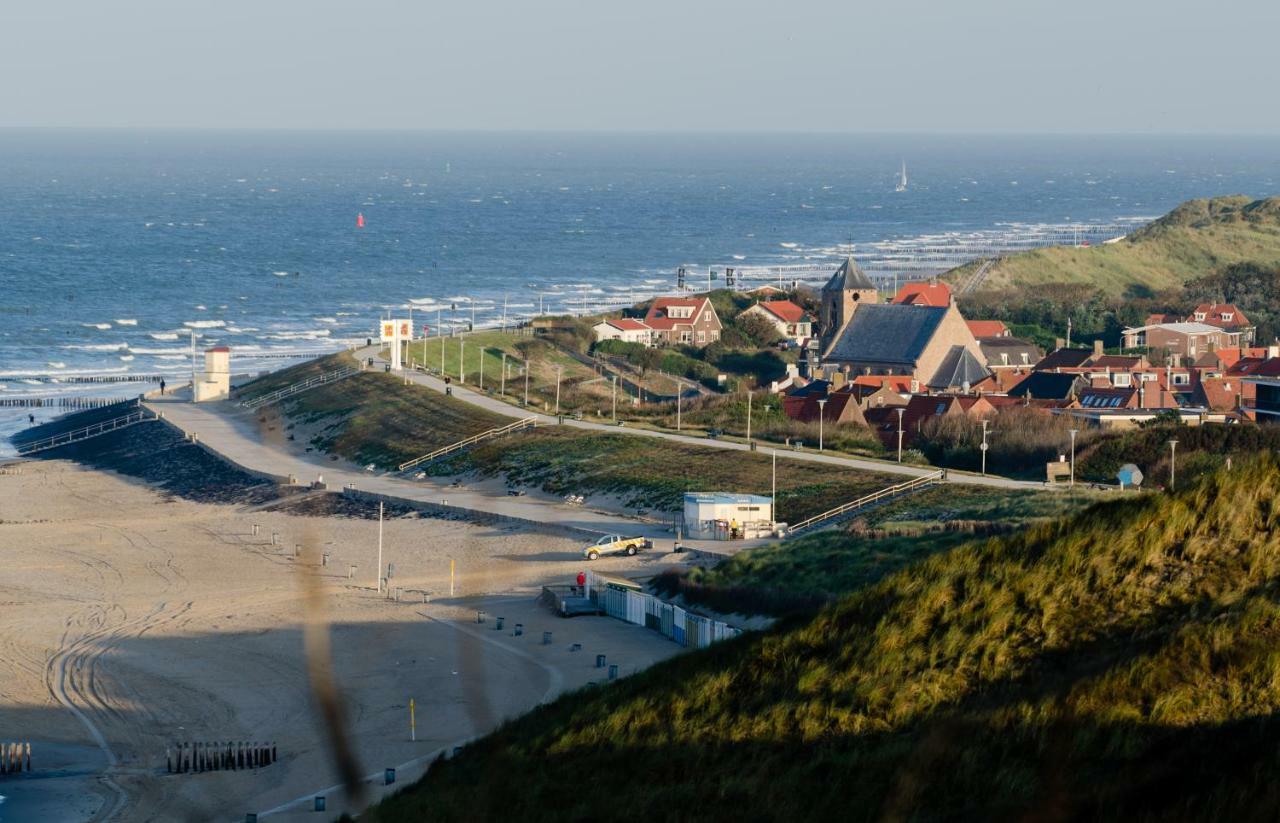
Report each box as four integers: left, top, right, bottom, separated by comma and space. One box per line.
160, 379, 166, 395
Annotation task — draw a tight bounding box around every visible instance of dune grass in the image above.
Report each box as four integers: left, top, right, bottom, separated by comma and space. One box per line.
365, 455, 1280, 822
948, 195, 1280, 296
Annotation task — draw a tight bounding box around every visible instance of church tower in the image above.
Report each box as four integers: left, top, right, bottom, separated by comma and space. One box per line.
819, 255, 878, 354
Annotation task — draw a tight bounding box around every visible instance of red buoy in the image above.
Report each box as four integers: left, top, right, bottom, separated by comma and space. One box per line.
356, 212, 365, 228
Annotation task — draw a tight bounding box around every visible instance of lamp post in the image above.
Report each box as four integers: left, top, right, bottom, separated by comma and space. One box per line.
1169, 438, 1178, 490
1068, 428, 1078, 487
523, 360, 530, 406
437, 308, 444, 375
459, 338, 465, 384
771, 448, 777, 521
746, 390, 753, 442
500, 352, 508, 396
980, 419, 990, 476
554, 364, 563, 415
817, 398, 827, 452
896, 407, 906, 463
478, 348, 485, 390
672, 375, 682, 431
611, 375, 618, 422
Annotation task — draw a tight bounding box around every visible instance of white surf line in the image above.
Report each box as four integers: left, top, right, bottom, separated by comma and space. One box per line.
256, 612, 565, 819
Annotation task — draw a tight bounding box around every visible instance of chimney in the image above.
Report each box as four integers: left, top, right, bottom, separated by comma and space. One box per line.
1093, 339, 1105, 357
1269, 344, 1280, 359
1055, 337, 1066, 350
831, 372, 847, 389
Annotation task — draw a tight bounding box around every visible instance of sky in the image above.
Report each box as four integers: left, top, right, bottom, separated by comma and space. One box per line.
2, 0, 1277, 133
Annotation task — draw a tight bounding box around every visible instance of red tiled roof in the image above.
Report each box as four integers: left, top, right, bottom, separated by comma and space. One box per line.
965, 320, 1009, 338
205, 346, 230, 353
606, 318, 650, 331
892, 281, 952, 308
850, 374, 915, 392
644, 296, 711, 331
755, 300, 809, 323
1190, 303, 1251, 328
1195, 377, 1247, 411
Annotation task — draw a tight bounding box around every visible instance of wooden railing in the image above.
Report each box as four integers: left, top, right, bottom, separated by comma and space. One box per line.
239, 366, 360, 410
398, 416, 538, 472
16, 407, 155, 456
787, 471, 945, 536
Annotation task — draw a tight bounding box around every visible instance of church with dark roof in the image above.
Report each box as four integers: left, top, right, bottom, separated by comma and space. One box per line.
817, 256, 991, 391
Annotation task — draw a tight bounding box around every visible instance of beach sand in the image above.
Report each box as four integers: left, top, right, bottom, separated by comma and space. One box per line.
0, 461, 683, 821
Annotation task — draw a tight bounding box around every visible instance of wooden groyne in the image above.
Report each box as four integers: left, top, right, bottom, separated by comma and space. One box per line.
0, 397, 137, 409
0, 374, 166, 385
167, 740, 277, 774
0, 740, 32, 774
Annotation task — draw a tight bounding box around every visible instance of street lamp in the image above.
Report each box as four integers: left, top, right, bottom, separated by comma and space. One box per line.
478, 347, 485, 390
611, 375, 618, 422
746, 390, 753, 442
459, 337, 465, 384
896, 407, 906, 463
817, 398, 828, 452
523, 360, 530, 406
1068, 428, 1079, 487
981, 419, 991, 476
554, 364, 563, 415
771, 448, 777, 520
1169, 438, 1178, 490
500, 352, 508, 396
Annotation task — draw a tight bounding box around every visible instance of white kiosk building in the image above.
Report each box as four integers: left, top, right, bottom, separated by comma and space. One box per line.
683, 492, 775, 540
193, 346, 231, 402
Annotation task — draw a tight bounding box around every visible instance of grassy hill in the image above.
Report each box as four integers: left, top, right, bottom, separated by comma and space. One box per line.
366, 456, 1280, 822
948, 195, 1280, 297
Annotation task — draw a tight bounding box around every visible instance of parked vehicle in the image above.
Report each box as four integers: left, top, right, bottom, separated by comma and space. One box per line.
582, 534, 652, 560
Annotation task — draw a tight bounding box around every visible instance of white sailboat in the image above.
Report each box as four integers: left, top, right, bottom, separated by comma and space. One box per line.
895, 160, 908, 192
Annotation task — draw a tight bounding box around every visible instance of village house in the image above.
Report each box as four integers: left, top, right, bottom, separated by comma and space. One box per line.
891, 280, 952, 307
1121, 321, 1242, 360
591, 317, 655, 346
1188, 303, 1255, 343
978, 337, 1042, 370
644, 295, 722, 346
736, 299, 813, 345
817, 256, 989, 391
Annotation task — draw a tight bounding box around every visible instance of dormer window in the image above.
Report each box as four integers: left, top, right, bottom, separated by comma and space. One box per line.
1221, 312, 1234, 322
1194, 312, 1206, 321
1020, 353, 1030, 364
668, 305, 693, 319
1000, 353, 1009, 365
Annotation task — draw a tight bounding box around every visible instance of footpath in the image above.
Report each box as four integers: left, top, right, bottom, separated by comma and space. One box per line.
354, 346, 1041, 491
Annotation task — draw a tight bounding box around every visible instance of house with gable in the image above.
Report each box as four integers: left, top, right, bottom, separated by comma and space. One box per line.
643, 295, 722, 347
737, 299, 813, 345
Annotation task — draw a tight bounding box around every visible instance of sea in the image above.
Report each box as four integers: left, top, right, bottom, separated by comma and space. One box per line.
1, 130, 1278, 453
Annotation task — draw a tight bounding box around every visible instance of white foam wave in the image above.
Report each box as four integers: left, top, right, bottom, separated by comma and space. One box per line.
183, 320, 226, 329
150, 332, 180, 340
82, 323, 112, 330
114, 318, 138, 326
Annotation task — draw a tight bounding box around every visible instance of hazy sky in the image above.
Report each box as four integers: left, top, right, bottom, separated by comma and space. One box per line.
3, 0, 1277, 132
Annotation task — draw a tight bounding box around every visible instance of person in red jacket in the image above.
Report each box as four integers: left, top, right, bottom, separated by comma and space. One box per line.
576, 570, 586, 595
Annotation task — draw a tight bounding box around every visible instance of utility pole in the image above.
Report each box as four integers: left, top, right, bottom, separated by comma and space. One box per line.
554, 364, 563, 415
376, 501, 384, 592
479, 348, 484, 391
675, 376, 682, 431
817, 398, 827, 452
611, 375, 618, 422
524, 360, 530, 406
1169, 438, 1178, 490
1069, 428, 1079, 487
896, 407, 906, 463
501, 352, 508, 396
771, 449, 777, 517
189, 329, 197, 393
746, 390, 753, 442
438, 308, 444, 374
502, 293, 508, 330
459, 338, 465, 384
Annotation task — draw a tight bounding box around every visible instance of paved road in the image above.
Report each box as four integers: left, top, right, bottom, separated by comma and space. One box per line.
356, 346, 1043, 491
144, 392, 772, 554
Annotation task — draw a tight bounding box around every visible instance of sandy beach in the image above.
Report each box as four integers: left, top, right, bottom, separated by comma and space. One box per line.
0, 460, 682, 821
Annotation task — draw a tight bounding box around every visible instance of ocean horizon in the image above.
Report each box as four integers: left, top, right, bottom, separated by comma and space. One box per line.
1, 130, 1278, 449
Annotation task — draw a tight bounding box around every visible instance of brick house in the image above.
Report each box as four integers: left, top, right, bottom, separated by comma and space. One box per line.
644, 295, 722, 346
1121, 322, 1242, 360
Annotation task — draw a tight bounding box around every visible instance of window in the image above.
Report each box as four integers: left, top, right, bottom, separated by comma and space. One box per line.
668, 306, 693, 319
697, 330, 705, 342
1194, 312, 1206, 321
1173, 373, 1190, 386
1113, 373, 1131, 387
1020, 353, 1030, 364
1222, 312, 1234, 322
1000, 353, 1009, 365
703, 310, 713, 322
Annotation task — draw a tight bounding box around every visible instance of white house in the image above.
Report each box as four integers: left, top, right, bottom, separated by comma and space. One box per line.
737, 300, 813, 344
683, 492, 774, 540
592, 317, 654, 346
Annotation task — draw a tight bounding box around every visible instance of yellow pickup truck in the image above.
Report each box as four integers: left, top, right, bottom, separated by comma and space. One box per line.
582, 534, 653, 561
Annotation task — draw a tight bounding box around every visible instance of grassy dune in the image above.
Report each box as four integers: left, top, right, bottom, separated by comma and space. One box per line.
367, 456, 1280, 822
948, 195, 1280, 296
